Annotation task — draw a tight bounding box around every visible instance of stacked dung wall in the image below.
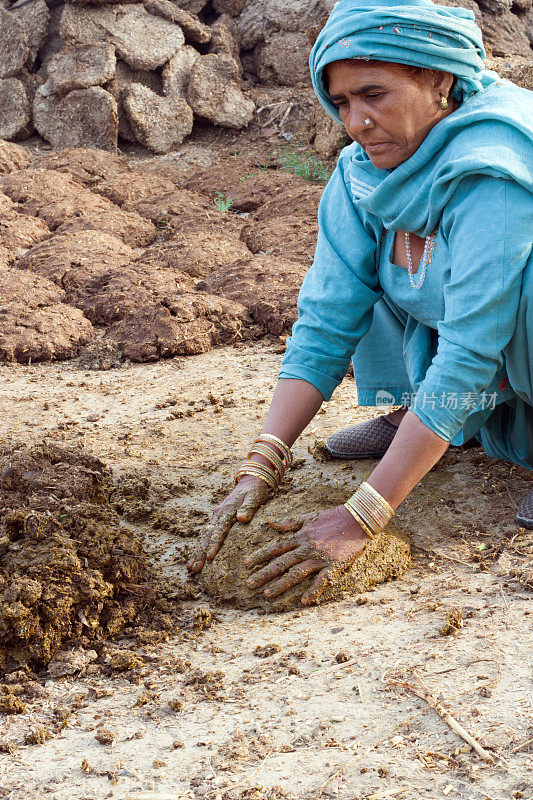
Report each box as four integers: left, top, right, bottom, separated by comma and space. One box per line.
0, 0, 530, 153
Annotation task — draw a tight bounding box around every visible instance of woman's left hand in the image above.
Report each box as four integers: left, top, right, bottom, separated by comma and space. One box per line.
244, 505, 371, 606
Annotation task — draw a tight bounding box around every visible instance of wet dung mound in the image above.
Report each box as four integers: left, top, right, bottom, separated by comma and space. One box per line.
0, 442, 150, 671
0, 268, 94, 364
199, 493, 411, 612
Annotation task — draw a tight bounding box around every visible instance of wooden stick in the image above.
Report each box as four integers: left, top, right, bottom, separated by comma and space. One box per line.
389, 677, 494, 763
510, 735, 533, 754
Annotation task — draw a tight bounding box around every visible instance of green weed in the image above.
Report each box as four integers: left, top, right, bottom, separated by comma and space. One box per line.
279, 145, 333, 184
212, 191, 235, 212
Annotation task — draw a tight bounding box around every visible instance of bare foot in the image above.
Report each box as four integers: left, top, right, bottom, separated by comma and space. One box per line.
383, 406, 409, 427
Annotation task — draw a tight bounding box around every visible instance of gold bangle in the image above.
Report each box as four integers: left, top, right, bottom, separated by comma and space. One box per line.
236, 462, 279, 484
343, 502, 376, 539
248, 444, 285, 479
236, 463, 278, 491
344, 497, 380, 537
360, 481, 394, 517
255, 434, 293, 467
344, 482, 395, 538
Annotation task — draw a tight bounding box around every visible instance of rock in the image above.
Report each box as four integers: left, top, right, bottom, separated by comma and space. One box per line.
0, 267, 94, 364
0, 7, 29, 78
162, 45, 198, 97
123, 84, 193, 153
144, 0, 212, 45
47, 44, 116, 95
513, 0, 532, 10
60, 3, 185, 71
214, 0, 245, 15
106, 59, 162, 142
187, 53, 254, 128
481, 10, 532, 56
0, 140, 32, 174
33, 85, 118, 151
11, 0, 50, 70
256, 31, 311, 85
0, 79, 31, 141
210, 15, 241, 66
476, 0, 512, 12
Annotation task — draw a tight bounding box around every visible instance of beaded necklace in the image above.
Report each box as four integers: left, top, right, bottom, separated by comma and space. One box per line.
404, 231, 437, 290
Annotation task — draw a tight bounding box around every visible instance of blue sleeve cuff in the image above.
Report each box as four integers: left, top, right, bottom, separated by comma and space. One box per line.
278, 364, 341, 402
410, 404, 459, 443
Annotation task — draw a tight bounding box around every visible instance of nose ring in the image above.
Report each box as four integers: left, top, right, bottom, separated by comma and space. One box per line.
364, 118, 372, 126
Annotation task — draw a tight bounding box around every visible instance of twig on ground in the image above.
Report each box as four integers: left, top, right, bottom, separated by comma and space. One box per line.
388, 674, 495, 763
510, 735, 533, 753
412, 544, 477, 569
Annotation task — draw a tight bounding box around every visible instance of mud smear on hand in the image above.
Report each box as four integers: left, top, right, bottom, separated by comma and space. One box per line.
199, 486, 410, 612
0, 442, 154, 672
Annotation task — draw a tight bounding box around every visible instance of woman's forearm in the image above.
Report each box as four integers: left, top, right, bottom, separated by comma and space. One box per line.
366, 409, 450, 510
259, 378, 324, 447
255, 383, 449, 514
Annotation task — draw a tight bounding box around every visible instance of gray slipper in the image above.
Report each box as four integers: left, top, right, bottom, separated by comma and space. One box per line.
324, 416, 399, 460
516, 487, 533, 528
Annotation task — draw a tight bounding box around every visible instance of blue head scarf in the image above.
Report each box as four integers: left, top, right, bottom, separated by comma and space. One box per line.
311, 0, 487, 121
308, 0, 533, 236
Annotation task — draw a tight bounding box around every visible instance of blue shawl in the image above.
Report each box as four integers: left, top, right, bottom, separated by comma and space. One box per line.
309, 0, 533, 236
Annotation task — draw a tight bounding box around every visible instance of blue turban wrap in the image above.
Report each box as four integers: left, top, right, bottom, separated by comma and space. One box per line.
310, 0, 488, 122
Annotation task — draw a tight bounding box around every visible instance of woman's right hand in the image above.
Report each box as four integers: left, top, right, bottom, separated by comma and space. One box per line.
187, 474, 271, 574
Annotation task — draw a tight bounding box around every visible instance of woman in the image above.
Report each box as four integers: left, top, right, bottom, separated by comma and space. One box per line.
188, 0, 533, 605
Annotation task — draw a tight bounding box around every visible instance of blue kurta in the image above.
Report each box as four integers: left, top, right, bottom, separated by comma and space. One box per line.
279, 117, 533, 468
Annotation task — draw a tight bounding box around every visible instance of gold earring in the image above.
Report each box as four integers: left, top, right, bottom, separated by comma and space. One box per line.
440, 96, 448, 110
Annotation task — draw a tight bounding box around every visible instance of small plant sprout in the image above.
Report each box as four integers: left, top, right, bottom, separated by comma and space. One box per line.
213, 191, 235, 212
280, 144, 333, 184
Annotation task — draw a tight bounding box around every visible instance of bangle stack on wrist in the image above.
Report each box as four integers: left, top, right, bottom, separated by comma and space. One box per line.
344, 480, 394, 539
235, 433, 293, 492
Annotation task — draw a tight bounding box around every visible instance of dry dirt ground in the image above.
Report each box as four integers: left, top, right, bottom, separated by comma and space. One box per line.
0, 342, 532, 800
